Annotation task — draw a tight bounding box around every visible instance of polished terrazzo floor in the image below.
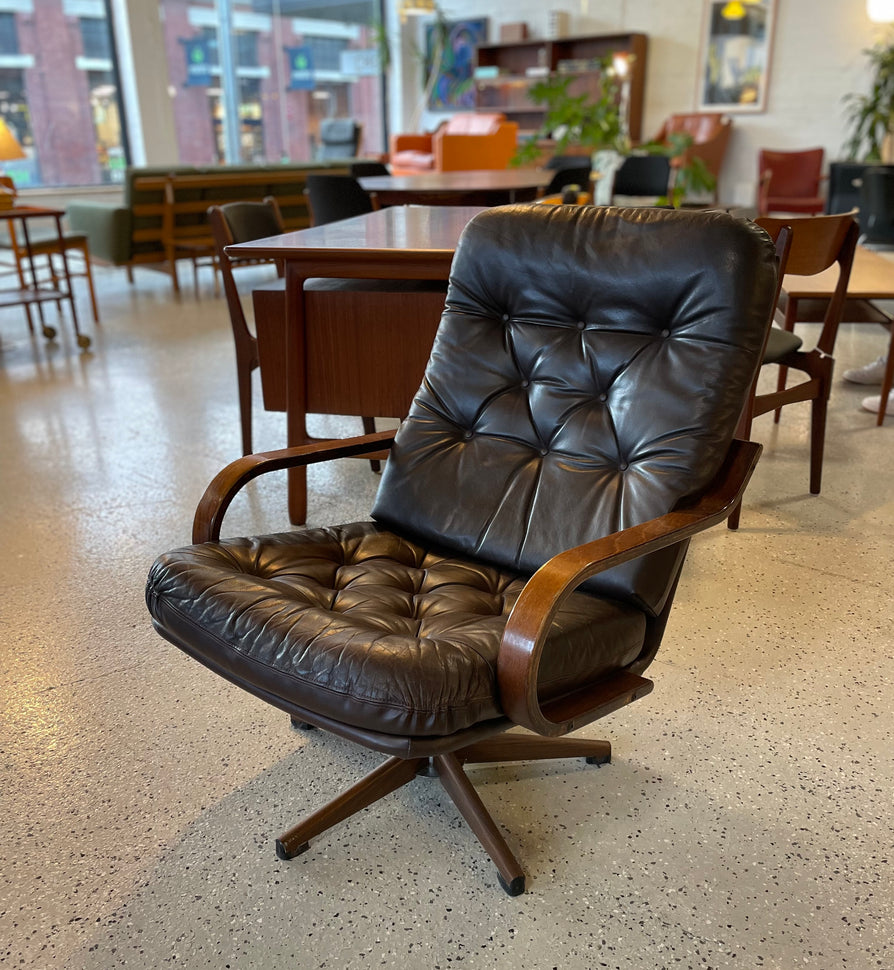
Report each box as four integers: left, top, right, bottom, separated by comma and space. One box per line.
1, 257, 892, 969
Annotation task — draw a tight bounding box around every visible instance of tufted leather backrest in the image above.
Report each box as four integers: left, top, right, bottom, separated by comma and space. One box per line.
372, 205, 777, 615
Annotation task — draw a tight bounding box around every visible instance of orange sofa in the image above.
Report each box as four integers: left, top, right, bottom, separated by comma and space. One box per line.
390, 113, 519, 173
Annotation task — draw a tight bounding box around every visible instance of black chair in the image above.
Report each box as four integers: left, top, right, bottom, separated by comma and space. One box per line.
350, 161, 390, 178
315, 118, 362, 160
147, 206, 778, 896
542, 165, 591, 196
305, 174, 376, 226
859, 167, 894, 247
612, 155, 672, 198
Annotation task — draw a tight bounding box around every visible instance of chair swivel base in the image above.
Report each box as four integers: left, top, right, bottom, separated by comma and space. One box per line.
273, 732, 612, 896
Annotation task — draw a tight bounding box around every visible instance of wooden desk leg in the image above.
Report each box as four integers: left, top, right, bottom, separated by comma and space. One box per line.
878, 328, 894, 426
286, 263, 310, 524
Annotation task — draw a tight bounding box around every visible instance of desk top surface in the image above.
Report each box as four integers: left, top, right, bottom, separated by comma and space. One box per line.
227, 205, 486, 264
784, 245, 894, 300
358, 169, 551, 194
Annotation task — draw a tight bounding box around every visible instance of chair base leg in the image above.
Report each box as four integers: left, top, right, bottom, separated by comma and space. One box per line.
273, 731, 611, 895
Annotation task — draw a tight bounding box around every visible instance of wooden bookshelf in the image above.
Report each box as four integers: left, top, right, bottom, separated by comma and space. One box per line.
474, 33, 648, 144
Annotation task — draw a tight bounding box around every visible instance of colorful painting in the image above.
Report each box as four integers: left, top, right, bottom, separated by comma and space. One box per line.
426, 18, 488, 111
697, 0, 776, 113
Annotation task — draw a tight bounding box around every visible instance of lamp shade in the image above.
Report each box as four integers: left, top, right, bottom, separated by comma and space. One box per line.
399, 0, 436, 23
0, 118, 25, 162
868, 0, 894, 21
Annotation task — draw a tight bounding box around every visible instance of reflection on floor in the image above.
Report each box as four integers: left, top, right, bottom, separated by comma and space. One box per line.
1, 262, 892, 969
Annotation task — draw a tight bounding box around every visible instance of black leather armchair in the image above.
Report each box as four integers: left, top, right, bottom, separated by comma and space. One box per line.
146, 205, 778, 895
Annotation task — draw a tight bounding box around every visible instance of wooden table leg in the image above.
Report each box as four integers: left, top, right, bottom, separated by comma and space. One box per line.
286, 263, 309, 524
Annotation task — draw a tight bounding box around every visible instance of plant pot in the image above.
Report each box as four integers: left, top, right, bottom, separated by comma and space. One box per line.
591, 149, 624, 205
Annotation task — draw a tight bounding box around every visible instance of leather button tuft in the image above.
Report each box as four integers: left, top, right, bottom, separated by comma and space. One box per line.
660, 328, 670, 338
464, 431, 473, 440
619, 462, 628, 470
577, 320, 586, 331
598, 392, 608, 402
502, 313, 510, 322
521, 380, 530, 388
540, 448, 549, 457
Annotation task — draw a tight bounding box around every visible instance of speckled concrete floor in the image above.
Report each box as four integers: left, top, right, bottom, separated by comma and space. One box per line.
1, 258, 892, 970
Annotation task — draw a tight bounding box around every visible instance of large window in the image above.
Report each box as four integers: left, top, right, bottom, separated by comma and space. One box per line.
160, 0, 384, 166
0, 0, 127, 187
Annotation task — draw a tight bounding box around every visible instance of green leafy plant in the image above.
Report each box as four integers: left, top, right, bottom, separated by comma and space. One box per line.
843, 41, 894, 161
511, 58, 715, 207
512, 56, 630, 166
647, 131, 717, 208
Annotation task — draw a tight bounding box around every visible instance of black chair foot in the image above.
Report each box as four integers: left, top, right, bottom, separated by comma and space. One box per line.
290, 716, 317, 731
498, 873, 526, 896
275, 838, 310, 861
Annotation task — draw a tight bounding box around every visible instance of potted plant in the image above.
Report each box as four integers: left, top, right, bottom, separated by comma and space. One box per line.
512, 55, 716, 207
512, 55, 630, 203
843, 40, 894, 162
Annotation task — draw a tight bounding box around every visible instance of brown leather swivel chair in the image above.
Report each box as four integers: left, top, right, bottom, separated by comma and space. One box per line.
147, 206, 778, 895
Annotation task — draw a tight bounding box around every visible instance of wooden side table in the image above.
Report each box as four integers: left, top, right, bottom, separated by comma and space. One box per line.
0, 204, 91, 350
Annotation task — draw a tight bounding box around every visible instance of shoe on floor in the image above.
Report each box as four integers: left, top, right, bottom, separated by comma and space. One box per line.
861, 391, 894, 416
843, 355, 888, 384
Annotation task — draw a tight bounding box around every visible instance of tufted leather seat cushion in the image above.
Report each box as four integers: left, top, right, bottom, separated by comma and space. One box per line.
147, 522, 646, 737
373, 205, 777, 615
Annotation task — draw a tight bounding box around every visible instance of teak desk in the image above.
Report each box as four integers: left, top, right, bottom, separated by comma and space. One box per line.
228, 205, 486, 523
358, 169, 551, 207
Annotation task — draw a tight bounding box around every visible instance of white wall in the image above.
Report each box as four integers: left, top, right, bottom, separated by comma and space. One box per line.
387, 0, 889, 205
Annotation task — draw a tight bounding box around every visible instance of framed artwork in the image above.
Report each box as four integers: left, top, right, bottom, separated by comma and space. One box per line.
425, 18, 488, 111
697, 0, 776, 112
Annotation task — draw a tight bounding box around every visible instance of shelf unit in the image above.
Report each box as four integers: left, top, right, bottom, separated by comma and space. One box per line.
474, 33, 648, 144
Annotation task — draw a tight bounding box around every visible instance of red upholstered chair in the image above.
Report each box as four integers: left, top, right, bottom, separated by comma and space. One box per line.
147, 206, 778, 896
757, 148, 826, 216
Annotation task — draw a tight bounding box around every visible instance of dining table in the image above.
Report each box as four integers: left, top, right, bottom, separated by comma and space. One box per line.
227, 204, 486, 523
357, 169, 552, 207
782, 244, 894, 425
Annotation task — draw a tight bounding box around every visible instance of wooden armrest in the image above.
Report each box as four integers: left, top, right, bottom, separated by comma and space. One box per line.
497, 438, 762, 736
192, 430, 396, 543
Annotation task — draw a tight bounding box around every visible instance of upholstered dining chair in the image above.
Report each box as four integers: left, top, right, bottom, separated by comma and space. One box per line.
305, 174, 377, 226
147, 205, 778, 895
728, 211, 859, 528
757, 148, 826, 216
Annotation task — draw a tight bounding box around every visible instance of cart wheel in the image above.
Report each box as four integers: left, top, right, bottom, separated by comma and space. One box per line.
42, 326, 57, 340
76, 333, 91, 350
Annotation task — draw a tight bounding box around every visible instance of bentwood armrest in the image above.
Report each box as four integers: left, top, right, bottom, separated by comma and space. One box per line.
193, 430, 397, 543
498, 438, 762, 736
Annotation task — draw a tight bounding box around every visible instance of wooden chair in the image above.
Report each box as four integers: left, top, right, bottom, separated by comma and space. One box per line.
209, 199, 384, 463
147, 206, 779, 895
209, 199, 289, 457
729, 212, 859, 528
0, 176, 100, 324
757, 148, 826, 216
